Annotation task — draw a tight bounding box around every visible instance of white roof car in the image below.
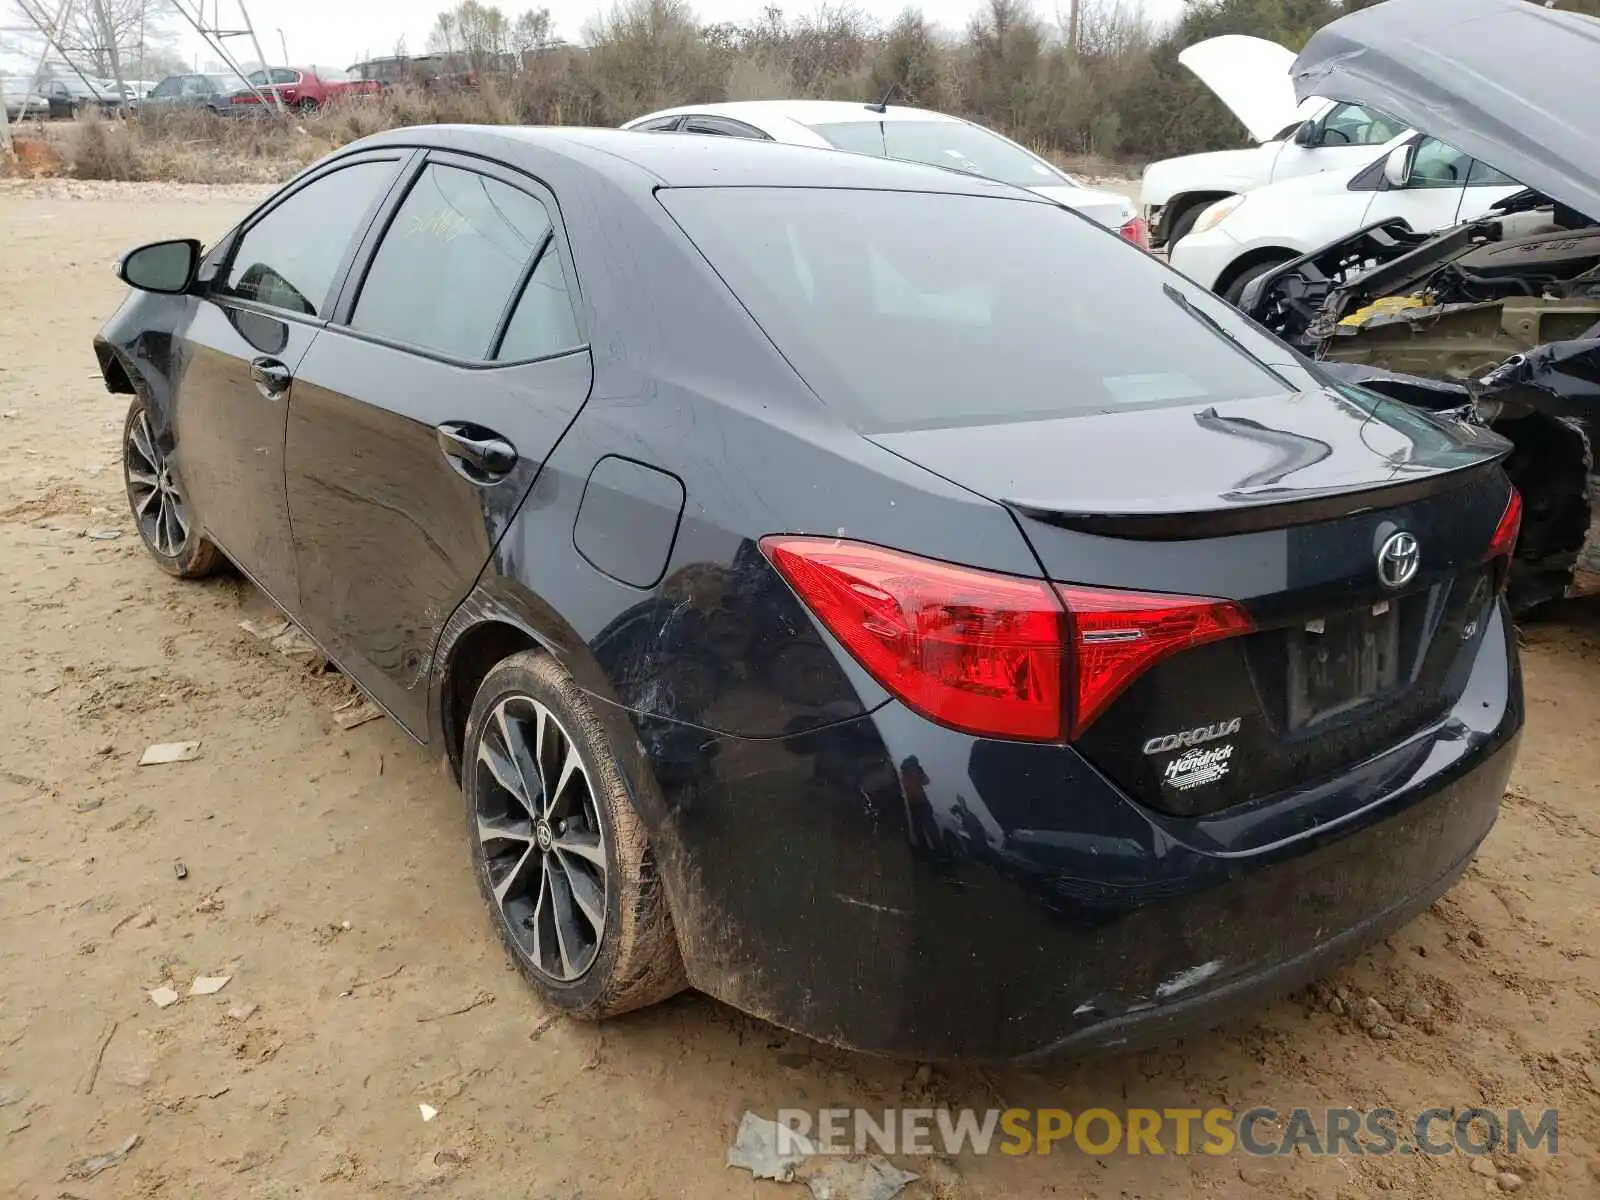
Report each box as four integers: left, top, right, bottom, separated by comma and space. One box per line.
622, 100, 1145, 244
1141, 35, 1415, 251
1168, 133, 1526, 303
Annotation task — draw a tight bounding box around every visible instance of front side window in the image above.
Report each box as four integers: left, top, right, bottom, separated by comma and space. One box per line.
1320, 103, 1405, 147
1405, 138, 1472, 188
222, 160, 399, 316
181, 76, 211, 97
351, 163, 554, 359
150, 77, 181, 98
660, 187, 1289, 432
805, 119, 1063, 189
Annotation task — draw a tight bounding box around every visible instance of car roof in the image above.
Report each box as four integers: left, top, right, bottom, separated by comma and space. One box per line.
348, 124, 1043, 199
627, 99, 962, 140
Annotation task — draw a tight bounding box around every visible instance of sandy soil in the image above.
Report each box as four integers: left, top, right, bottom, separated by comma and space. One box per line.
0, 180, 1597, 1199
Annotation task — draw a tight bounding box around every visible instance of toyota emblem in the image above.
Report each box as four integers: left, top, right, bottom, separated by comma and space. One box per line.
1377, 531, 1420, 589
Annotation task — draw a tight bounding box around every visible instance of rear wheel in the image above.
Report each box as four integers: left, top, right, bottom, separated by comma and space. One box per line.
463, 651, 686, 1018
122, 397, 223, 579
297, 97, 319, 114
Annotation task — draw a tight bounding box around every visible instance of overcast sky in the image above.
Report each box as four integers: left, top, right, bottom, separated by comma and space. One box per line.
166, 0, 1190, 68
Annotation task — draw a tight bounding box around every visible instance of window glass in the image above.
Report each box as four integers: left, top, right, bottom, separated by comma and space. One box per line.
1467, 159, 1519, 187
223, 160, 398, 316
497, 247, 582, 361
151, 77, 181, 98
181, 76, 211, 96
352, 163, 553, 359
805, 119, 1064, 189
659, 187, 1290, 432
685, 116, 765, 138
1406, 138, 1471, 188
634, 116, 681, 132
1320, 103, 1406, 147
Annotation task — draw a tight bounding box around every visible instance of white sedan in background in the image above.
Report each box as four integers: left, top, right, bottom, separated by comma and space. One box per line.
1169, 132, 1526, 302
623, 99, 1148, 245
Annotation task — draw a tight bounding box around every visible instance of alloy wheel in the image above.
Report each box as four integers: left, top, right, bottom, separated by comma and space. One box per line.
125, 409, 191, 558
472, 696, 609, 982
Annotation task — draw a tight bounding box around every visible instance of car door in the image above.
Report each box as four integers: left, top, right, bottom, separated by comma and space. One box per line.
174, 152, 407, 608
285, 152, 592, 734
1358, 136, 1476, 235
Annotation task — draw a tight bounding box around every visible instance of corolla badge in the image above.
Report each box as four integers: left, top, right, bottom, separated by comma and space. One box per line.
1142, 717, 1241, 756
1377, 531, 1420, 589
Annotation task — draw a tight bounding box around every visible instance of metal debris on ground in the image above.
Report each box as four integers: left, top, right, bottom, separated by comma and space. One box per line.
332, 698, 383, 730
148, 986, 180, 1009
270, 624, 327, 670
190, 974, 231, 996
726, 1113, 919, 1200
172, 860, 188, 880
727, 1112, 813, 1182
804, 1157, 920, 1200
138, 741, 201, 766
225, 1002, 258, 1022
239, 616, 291, 641
65, 1133, 141, 1180
83, 528, 122, 540
419, 1103, 439, 1123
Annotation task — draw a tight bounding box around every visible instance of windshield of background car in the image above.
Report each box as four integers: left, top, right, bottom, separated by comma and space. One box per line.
660, 187, 1292, 432
804, 118, 1066, 190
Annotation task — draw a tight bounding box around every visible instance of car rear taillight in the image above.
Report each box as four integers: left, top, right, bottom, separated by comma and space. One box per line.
1118, 216, 1149, 248
760, 536, 1252, 742
1487, 486, 1522, 593
1056, 584, 1252, 738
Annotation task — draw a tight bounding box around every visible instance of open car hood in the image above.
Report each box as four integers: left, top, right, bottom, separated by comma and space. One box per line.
1293, 0, 1600, 222
1178, 34, 1300, 143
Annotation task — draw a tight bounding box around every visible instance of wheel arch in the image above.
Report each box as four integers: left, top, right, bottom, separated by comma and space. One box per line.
1162, 189, 1236, 233
1213, 246, 1300, 301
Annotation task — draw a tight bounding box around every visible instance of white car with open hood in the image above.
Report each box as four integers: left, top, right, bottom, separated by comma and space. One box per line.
1141, 34, 1414, 251
1167, 133, 1527, 302
622, 99, 1147, 245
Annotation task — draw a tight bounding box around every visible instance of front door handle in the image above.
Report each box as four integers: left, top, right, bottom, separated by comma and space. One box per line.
250, 357, 292, 399
436, 422, 517, 482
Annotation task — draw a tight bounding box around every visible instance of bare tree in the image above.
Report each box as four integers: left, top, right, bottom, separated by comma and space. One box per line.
59, 0, 177, 80
512, 7, 554, 54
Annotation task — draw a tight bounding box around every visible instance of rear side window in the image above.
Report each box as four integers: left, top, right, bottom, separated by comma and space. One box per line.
497, 249, 582, 361
223, 160, 399, 316
660, 187, 1290, 432
352, 163, 554, 360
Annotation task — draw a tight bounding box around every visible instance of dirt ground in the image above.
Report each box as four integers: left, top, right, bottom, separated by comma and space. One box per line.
1, 178, 1597, 1200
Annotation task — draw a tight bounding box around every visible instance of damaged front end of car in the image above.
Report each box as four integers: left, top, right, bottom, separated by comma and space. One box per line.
1235, 0, 1600, 614
1243, 197, 1600, 613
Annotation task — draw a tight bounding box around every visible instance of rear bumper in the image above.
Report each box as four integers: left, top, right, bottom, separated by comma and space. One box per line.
611, 604, 1521, 1062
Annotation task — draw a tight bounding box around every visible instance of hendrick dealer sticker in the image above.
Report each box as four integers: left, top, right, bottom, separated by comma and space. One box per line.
1163, 744, 1234, 791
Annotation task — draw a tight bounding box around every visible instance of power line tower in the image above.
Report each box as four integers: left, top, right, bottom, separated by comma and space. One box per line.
167, 0, 282, 109
13, 0, 131, 101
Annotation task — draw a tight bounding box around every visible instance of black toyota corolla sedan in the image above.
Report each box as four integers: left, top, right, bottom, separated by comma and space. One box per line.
94, 126, 1524, 1061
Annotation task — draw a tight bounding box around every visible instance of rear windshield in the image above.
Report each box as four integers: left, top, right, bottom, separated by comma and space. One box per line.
660, 187, 1291, 432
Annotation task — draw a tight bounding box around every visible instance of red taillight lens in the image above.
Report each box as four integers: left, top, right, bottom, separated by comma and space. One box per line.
760, 537, 1065, 740
1119, 216, 1150, 248
1487, 486, 1522, 592
1056, 585, 1252, 738
760, 536, 1254, 742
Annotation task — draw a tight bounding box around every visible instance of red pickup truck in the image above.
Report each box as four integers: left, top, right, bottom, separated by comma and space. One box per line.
230, 66, 381, 114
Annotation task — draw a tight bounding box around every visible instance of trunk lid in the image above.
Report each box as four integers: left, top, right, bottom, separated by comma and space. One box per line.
873, 392, 1513, 818
1178, 34, 1301, 143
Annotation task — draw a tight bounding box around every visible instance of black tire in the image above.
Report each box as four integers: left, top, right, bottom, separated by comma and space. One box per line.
298, 97, 319, 114
1163, 199, 1213, 251
122, 397, 224, 579
463, 650, 686, 1018
1221, 256, 1296, 307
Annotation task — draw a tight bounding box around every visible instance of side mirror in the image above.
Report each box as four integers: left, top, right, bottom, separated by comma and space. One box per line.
1383, 143, 1415, 189
1292, 119, 1320, 148
117, 238, 201, 294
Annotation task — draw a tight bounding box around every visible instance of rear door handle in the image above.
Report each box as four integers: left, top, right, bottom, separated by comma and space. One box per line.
436, 422, 517, 482
250, 357, 292, 399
